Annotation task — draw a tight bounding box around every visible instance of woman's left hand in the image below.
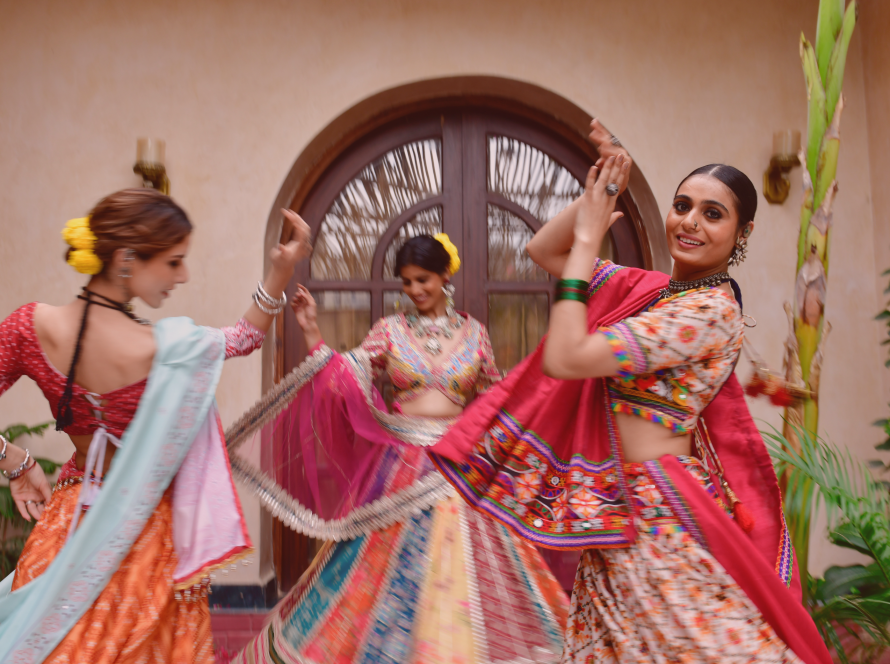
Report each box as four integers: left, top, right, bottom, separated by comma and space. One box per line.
10, 461, 52, 522
270, 209, 312, 273
574, 155, 631, 245
589, 119, 633, 196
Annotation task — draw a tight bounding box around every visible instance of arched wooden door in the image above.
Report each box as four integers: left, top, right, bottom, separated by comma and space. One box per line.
286, 109, 644, 373
275, 108, 649, 588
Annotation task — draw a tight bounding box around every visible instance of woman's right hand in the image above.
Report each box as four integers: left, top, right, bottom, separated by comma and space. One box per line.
291, 285, 323, 349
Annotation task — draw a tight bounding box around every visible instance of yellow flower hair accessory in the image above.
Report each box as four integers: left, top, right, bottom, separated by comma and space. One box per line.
62, 217, 103, 275
434, 233, 461, 275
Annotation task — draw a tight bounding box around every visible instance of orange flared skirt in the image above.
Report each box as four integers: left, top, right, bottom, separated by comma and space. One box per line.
13, 478, 214, 663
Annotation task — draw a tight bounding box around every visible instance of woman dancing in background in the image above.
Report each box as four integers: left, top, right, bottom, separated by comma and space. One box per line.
431, 122, 832, 663
0, 188, 309, 663
230, 234, 569, 664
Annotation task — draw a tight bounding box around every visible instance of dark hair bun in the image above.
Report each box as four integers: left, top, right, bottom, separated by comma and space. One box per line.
81, 188, 193, 275
394, 235, 451, 277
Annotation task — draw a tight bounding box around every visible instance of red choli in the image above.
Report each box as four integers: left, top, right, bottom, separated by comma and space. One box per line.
0, 303, 265, 438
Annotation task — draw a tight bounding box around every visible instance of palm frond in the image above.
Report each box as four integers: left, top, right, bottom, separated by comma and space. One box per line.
765, 423, 890, 588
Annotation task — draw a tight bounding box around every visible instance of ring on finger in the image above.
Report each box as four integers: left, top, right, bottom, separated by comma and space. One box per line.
606, 183, 620, 196
610, 135, 622, 147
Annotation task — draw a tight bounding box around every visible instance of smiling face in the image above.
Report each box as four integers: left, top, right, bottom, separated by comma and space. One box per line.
123, 236, 191, 308
665, 175, 753, 279
400, 264, 448, 316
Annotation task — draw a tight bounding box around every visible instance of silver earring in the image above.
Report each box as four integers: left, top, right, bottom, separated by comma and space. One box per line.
443, 283, 456, 317
119, 249, 134, 279
728, 239, 748, 267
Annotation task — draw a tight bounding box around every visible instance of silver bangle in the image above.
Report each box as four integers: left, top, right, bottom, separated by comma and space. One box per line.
0, 435, 7, 462
255, 282, 287, 309
3, 448, 32, 480
252, 292, 284, 316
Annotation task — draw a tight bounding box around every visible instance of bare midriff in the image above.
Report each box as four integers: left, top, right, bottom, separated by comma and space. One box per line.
68, 434, 118, 475
397, 390, 464, 419
615, 412, 692, 463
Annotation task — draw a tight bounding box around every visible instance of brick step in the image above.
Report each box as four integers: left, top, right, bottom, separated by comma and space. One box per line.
211, 610, 269, 659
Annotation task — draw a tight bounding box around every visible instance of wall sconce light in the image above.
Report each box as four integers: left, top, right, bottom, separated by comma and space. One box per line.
763, 130, 801, 205
133, 138, 170, 194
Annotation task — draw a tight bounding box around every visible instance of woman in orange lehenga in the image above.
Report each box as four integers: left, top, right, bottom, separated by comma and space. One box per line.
0, 188, 310, 663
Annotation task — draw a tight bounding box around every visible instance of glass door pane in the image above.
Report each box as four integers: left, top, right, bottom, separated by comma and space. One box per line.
488, 293, 549, 372
311, 291, 371, 353
311, 139, 442, 281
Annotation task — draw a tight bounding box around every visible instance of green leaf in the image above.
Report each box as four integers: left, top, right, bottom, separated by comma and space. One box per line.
35, 457, 60, 474
0, 487, 18, 522
801, 35, 828, 179
815, 0, 845, 84
815, 564, 888, 601
825, 0, 858, 126
875, 311, 890, 320
876, 439, 890, 451
1, 421, 54, 443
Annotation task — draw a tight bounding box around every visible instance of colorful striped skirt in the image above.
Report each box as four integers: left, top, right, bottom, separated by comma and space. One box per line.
234, 492, 570, 663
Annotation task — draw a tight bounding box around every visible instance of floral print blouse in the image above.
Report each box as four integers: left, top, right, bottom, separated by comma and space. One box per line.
600, 287, 744, 433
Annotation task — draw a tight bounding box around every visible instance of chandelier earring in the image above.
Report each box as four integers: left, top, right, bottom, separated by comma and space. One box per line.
118, 249, 135, 280
443, 282, 456, 318
729, 225, 752, 267
728, 238, 748, 267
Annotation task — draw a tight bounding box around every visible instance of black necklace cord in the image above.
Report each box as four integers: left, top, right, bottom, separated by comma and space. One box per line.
78, 288, 141, 323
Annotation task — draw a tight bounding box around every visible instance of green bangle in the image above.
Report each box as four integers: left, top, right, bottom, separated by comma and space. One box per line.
555, 290, 589, 304
555, 279, 590, 304
558, 279, 589, 291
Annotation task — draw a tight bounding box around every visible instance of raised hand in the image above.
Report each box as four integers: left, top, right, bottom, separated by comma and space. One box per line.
589, 119, 633, 195
290, 285, 322, 348
575, 155, 631, 245
270, 209, 312, 274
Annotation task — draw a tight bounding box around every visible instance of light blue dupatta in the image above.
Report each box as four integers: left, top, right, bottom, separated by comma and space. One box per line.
0, 317, 225, 663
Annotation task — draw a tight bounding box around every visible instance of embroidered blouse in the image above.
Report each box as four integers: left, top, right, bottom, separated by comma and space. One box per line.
598, 275, 744, 433
358, 312, 500, 407
0, 302, 266, 438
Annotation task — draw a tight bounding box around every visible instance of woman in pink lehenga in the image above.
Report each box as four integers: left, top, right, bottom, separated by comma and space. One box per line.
229, 234, 569, 664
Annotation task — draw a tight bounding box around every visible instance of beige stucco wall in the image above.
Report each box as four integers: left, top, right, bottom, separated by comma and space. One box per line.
0, 0, 885, 583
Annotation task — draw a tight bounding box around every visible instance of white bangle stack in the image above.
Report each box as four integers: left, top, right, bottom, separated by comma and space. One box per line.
253, 281, 287, 315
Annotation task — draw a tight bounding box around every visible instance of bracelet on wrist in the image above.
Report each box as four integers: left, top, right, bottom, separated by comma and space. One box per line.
3, 448, 33, 481
555, 279, 590, 304
0, 435, 7, 462
252, 282, 286, 315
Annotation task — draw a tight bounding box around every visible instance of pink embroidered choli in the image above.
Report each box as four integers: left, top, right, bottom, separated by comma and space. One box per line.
360, 312, 500, 407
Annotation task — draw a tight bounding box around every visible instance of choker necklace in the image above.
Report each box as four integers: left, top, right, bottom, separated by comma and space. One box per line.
78, 288, 152, 325
660, 272, 731, 299
404, 311, 463, 355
